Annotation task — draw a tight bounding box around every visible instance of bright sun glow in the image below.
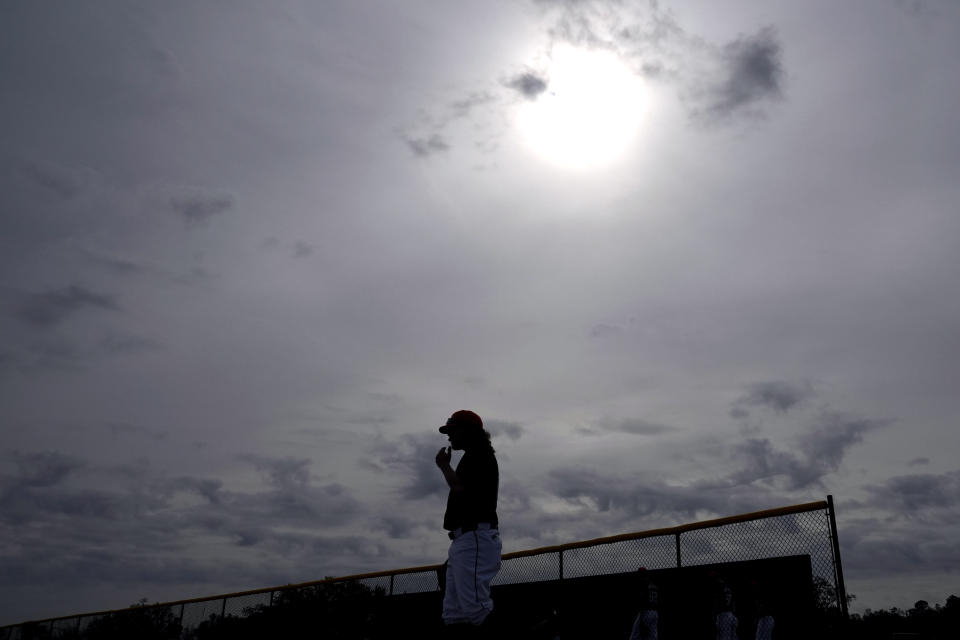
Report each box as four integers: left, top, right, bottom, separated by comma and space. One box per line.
517, 45, 646, 170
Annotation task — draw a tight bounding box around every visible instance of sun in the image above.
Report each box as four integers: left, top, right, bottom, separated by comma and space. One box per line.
516, 45, 646, 170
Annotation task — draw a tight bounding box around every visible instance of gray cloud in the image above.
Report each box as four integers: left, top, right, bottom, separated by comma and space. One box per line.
363, 433, 446, 500
840, 510, 960, 580
589, 323, 624, 338
578, 417, 675, 437
546, 466, 784, 528
0, 340, 83, 374
504, 72, 548, 100
546, 408, 885, 526
0, 450, 368, 602
292, 241, 315, 258
374, 515, 422, 540
798, 413, 886, 473
163, 476, 224, 506
403, 133, 450, 158
732, 380, 814, 418
400, 88, 500, 162
485, 419, 525, 441
1, 0, 958, 622
240, 454, 311, 491
449, 92, 496, 118
730, 413, 887, 490
544, 9, 609, 49
535, 3, 785, 124
86, 254, 148, 277
98, 331, 160, 355
17, 285, 120, 328
170, 194, 233, 225
908, 457, 930, 467
10, 451, 84, 488
703, 26, 784, 119
18, 162, 84, 199
0, 332, 156, 377
844, 535, 960, 577
224, 481, 362, 530
863, 470, 960, 512
105, 422, 167, 441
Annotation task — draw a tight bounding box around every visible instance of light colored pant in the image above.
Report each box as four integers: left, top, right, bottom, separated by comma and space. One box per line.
442, 527, 502, 626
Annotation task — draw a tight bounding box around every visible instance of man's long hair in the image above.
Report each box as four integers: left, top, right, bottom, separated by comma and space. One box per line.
470, 428, 495, 453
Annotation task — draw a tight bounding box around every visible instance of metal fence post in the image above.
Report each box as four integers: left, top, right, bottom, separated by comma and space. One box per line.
389, 574, 394, 596
558, 549, 564, 580
179, 603, 185, 629
221, 597, 227, 619
675, 532, 682, 568
826, 495, 849, 620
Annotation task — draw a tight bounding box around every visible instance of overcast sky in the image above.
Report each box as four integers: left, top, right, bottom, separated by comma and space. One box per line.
2, 0, 959, 625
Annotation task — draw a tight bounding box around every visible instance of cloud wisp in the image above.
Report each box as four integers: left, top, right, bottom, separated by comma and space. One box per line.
16, 285, 121, 329
504, 72, 549, 100
402, 133, 451, 158
170, 193, 234, 226
532, 1, 786, 124
700, 26, 784, 121
731, 380, 815, 418
363, 433, 449, 500
863, 469, 960, 512
730, 413, 887, 490
577, 417, 676, 437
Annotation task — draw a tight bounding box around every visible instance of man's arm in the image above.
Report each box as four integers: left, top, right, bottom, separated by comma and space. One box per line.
435, 446, 464, 492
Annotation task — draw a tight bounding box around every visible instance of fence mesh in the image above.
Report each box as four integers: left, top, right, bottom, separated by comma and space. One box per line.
0, 499, 844, 638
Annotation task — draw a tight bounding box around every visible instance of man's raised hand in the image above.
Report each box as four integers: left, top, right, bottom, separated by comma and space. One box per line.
436, 446, 452, 469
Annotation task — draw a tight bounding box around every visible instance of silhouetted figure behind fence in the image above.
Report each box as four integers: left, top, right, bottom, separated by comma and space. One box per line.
628, 567, 659, 640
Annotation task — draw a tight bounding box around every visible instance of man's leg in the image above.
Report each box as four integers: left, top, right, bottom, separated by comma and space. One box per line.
472, 529, 501, 623
444, 530, 502, 627
442, 546, 462, 625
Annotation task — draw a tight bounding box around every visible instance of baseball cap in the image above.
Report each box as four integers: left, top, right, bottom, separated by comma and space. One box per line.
439, 410, 483, 434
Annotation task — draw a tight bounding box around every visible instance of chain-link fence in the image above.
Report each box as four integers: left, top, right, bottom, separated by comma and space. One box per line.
0, 497, 846, 639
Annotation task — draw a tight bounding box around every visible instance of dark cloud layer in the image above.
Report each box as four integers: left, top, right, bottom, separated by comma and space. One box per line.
0, 450, 368, 602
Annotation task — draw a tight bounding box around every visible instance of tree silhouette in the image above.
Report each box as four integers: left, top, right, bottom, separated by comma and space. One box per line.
182, 580, 388, 640
81, 599, 181, 640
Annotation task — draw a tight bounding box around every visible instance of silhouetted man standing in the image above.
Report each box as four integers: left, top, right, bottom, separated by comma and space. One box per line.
435, 410, 501, 634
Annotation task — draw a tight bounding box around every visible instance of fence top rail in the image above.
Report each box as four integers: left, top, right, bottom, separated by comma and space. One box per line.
500, 499, 827, 560
2, 499, 827, 629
